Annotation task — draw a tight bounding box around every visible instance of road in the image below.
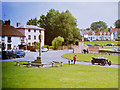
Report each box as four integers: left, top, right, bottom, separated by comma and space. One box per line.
1, 49, 120, 68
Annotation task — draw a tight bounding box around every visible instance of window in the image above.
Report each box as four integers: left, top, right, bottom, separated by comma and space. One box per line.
7, 44, 11, 49
34, 30, 36, 32
34, 36, 36, 40
8, 37, 11, 40
8, 37, 12, 42
28, 29, 31, 32
28, 35, 31, 40
28, 43, 31, 46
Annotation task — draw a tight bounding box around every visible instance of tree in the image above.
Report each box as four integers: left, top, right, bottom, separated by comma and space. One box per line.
54, 10, 81, 45
27, 17, 38, 26
0, 20, 3, 24
52, 36, 64, 49
38, 9, 60, 45
28, 9, 81, 45
115, 19, 120, 28
90, 21, 108, 31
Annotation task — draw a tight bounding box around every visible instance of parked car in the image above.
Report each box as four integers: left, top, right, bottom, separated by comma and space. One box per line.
117, 44, 120, 46
91, 57, 111, 66
2, 50, 16, 59
106, 43, 114, 46
94, 44, 100, 46
15, 50, 25, 58
41, 48, 48, 52
87, 44, 92, 46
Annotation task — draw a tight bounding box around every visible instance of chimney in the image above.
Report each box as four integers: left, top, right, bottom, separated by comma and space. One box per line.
16, 22, 21, 27
5, 20, 10, 25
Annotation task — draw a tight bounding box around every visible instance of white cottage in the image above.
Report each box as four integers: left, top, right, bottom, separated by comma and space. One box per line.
1, 23, 25, 51
80, 30, 114, 41
16, 25, 45, 47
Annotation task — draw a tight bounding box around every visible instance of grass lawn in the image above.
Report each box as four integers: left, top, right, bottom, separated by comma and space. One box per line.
2, 62, 119, 88
84, 41, 119, 46
62, 53, 119, 64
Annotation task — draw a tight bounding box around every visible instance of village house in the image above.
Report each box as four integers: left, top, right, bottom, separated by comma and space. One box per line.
80, 27, 120, 41
1, 20, 25, 51
110, 28, 120, 40
16, 24, 45, 47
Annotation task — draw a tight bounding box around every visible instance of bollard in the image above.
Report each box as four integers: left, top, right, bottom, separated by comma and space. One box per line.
61, 62, 63, 67
16, 61, 19, 66
68, 60, 70, 65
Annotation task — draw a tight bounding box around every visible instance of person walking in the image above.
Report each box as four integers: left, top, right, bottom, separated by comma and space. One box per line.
73, 55, 77, 64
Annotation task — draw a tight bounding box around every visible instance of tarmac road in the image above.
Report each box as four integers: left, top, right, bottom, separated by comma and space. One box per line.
1, 49, 120, 68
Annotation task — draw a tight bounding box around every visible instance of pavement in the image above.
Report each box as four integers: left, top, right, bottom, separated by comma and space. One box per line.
1, 49, 120, 68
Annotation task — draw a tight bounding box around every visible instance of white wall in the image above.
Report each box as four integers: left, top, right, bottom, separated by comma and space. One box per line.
25, 29, 44, 46
2, 36, 22, 50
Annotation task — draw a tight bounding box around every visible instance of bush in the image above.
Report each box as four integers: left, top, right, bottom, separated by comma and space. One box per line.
115, 37, 120, 41
48, 46, 54, 49
42, 45, 49, 48
36, 42, 40, 49
52, 36, 64, 49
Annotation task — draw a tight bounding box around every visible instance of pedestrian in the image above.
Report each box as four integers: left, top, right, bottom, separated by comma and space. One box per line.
73, 55, 77, 64
109, 52, 110, 55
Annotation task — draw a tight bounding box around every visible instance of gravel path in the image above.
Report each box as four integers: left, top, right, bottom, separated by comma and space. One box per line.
1, 49, 119, 68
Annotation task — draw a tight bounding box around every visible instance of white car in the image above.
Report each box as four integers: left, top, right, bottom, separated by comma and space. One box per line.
41, 48, 48, 52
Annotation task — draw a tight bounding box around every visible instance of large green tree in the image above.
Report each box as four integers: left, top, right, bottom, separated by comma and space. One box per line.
90, 21, 108, 31
115, 19, 120, 28
27, 17, 38, 26
38, 9, 60, 45
54, 10, 81, 45
27, 9, 81, 45
38, 9, 81, 45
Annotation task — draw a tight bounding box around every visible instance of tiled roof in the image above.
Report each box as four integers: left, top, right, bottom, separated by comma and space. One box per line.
88, 31, 112, 35
1, 25, 25, 37
17, 25, 45, 30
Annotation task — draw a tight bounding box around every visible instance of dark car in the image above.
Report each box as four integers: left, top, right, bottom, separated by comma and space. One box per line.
117, 44, 120, 46
87, 44, 92, 46
106, 43, 114, 46
91, 57, 111, 66
15, 50, 25, 58
94, 44, 100, 46
2, 50, 16, 59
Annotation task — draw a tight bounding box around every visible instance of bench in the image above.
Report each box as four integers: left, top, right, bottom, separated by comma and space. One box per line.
51, 61, 63, 67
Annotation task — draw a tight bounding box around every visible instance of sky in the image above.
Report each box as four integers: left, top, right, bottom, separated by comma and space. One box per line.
2, 1, 118, 29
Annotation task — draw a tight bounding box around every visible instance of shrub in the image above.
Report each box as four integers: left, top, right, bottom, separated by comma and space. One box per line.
48, 46, 54, 49
115, 37, 120, 41
42, 45, 49, 48
52, 36, 64, 49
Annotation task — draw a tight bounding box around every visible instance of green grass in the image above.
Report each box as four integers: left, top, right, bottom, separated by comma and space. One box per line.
2, 62, 119, 88
84, 41, 119, 46
62, 53, 119, 64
